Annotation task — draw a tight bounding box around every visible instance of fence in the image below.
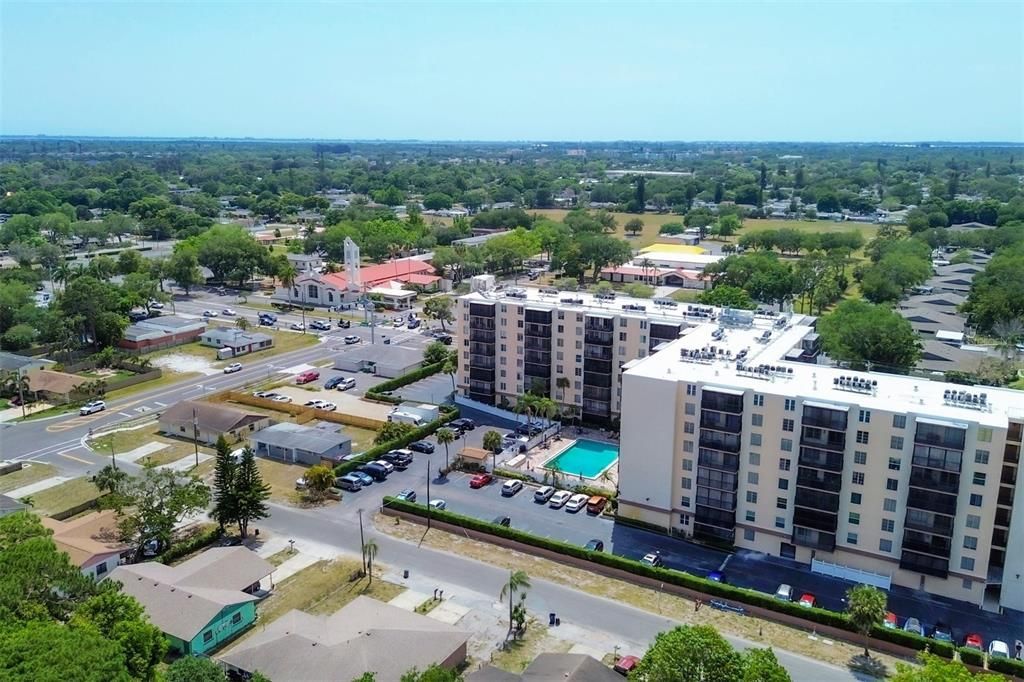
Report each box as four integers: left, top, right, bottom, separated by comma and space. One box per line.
220, 391, 385, 430
811, 558, 892, 590
104, 369, 163, 392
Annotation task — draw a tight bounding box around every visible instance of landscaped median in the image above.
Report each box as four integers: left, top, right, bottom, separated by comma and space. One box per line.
364, 361, 445, 404
379, 496, 1018, 673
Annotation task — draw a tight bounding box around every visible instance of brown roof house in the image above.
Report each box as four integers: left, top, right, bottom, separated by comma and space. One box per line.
41, 510, 133, 580
26, 369, 87, 403
158, 399, 270, 445
109, 547, 273, 656
219, 596, 469, 682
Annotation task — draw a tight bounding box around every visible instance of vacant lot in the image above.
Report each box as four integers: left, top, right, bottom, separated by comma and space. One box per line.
255, 457, 313, 503
0, 463, 58, 494
88, 424, 212, 468
143, 328, 319, 367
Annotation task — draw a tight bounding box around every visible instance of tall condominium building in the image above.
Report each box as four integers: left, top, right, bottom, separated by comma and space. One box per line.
618, 309, 1024, 611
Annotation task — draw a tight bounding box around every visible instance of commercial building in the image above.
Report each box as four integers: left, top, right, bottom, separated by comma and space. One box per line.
335, 343, 425, 378
199, 327, 274, 358
616, 308, 1024, 610
250, 422, 352, 466
119, 316, 206, 352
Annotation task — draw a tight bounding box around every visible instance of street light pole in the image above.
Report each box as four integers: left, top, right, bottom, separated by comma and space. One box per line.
357, 508, 366, 574
192, 407, 200, 467
426, 456, 432, 530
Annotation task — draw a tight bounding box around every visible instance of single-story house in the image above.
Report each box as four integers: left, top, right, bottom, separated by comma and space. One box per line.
218, 596, 469, 682
41, 510, 133, 580
897, 307, 966, 336
26, 369, 87, 403
159, 400, 270, 445
110, 547, 274, 656
917, 339, 992, 373
199, 327, 274, 358
335, 344, 424, 378
250, 422, 352, 466
119, 316, 207, 352
0, 494, 28, 517
468, 653, 622, 681
0, 351, 54, 377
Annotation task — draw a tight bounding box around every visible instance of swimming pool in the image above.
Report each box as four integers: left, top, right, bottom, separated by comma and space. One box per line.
545, 439, 619, 478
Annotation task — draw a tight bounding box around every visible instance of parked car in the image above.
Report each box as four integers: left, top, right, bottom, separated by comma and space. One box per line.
428, 499, 447, 510
798, 593, 817, 609
469, 473, 494, 489
963, 633, 984, 651
253, 391, 277, 398
584, 539, 604, 552
79, 400, 106, 415
774, 584, 793, 602
707, 570, 726, 583
989, 640, 1010, 659
407, 318, 421, 329
259, 313, 277, 326
349, 471, 374, 487
931, 623, 953, 643
223, 362, 243, 374
343, 335, 360, 344
548, 490, 572, 508
434, 333, 452, 345
335, 474, 363, 492
202, 310, 218, 317
358, 463, 389, 481
309, 320, 331, 331
317, 402, 337, 412
149, 300, 164, 309
586, 496, 607, 514
296, 370, 320, 384
372, 459, 395, 474
290, 322, 305, 331
501, 480, 524, 497
883, 612, 898, 629
492, 515, 511, 527
565, 493, 589, 513
613, 655, 640, 676
271, 395, 292, 403
449, 418, 476, 431
337, 319, 351, 329
337, 377, 356, 391
533, 485, 555, 503
903, 617, 924, 636
222, 308, 236, 316
409, 440, 435, 454
396, 488, 417, 502
381, 450, 413, 469
640, 552, 663, 568
324, 376, 345, 389
304, 399, 325, 407
392, 316, 404, 327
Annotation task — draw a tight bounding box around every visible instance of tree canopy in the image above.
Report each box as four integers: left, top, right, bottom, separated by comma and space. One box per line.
818, 299, 921, 371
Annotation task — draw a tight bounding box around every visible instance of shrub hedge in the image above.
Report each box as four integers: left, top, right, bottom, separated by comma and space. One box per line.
154, 526, 224, 564
383, 497, 953, 657
958, 647, 984, 667
334, 407, 459, 477
365, 361, 444, 400
988, 656, 1024, 676
493, 468, 534, 483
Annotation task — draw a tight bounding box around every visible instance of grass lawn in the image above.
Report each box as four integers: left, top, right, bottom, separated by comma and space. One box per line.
670, 289, 703, 303
1010, 376, 1024, 391
489, 620, 570, 674
104, 371, 202, 401
266, 548, 296, 567
414, 596, 442, 615
0, 398, 9, 410
252, 559, 404, 629
88, 425, 211, 467
255, 457, 310, 503
0, 462, 58, 494
18, 402, 86, 421
346, 426, 378, 453
142, 328, 319, 367
29, 477, 102, 516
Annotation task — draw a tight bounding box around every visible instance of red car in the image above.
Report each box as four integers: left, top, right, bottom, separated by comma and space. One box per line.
296, 370, 320, 384
883, 612, 898, 629
798, 593, 817, 608
469, 473, 494, 488
964, 633, 984, 651
613, 655, 640, 676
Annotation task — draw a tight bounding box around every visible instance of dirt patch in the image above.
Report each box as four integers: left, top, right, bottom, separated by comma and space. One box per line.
151, 353, 218, 376
489, 621, 572, 673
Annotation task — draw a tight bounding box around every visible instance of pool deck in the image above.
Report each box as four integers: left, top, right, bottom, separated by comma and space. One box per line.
498, 427, 618, 492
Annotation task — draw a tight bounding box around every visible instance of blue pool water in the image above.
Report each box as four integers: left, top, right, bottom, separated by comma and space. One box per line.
545, 439, 619, 478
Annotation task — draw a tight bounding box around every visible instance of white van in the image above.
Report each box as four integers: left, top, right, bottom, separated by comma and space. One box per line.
388, 411, 423, 426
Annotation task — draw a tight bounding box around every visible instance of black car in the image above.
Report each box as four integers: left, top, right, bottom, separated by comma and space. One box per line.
585, 539, 604, 552
358, 463, 389, 482
492, 515, 511, 527
408, 440, 435, 454
337, 319, 351, 329
449, 418, 476, 432
433, 333, 452, 345
324, 376, 345, 390
381, 450, 413, 469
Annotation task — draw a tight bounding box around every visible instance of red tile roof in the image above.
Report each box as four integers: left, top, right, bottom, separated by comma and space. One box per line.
322, 258, 436, 290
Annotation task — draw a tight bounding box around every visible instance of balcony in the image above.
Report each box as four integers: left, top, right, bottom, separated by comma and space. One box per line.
469, 367, 495, 382
903, 509, 954, 536
583, 371, 612, 388
584, 331, 614, 346
995, 507, 1012, 528
469, 329, 496, 344
696, 470, 738, 491
694, 506, 737, 528
698, 449, 739, 471
911, 445, 963, 473
584, 317, 614, 332
700, 411, 743, 434
524, 336, 551, 352
914, 423, 966, 450
583, 385, 611, 402
906, 488, 958, 517
1005, 444, 1020, 465
899, 550, 949, 578
802, 406, 849, 431
582, 399, 610, 416
469, 341, 495, 356
524, 350, 550, 366
469, 303, 495, 318
699, 430, 741, 453
999, 486, 1015, 506
794, 487, 840, 513
693, 523, 736, 544
701, 391, 744, 414
991, 527, 1008, 548
583, 358, 612, 375
800, 426, 847, 451
902, 530, 951, 557
798, 447, 844, 472
468, 354, 495, 369
524, 322, 551, 338
792, 526, 836, 552
524, 309, 552, 324
468, 379, 493, 393
908, 468, 961, 494
584, 345, 613, 361
1009, 421, 1023, 443
524, 363, 549, 379
796, 467, 843, 492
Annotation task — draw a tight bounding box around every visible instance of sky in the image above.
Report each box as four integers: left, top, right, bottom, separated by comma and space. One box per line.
1, 1, 1022, 142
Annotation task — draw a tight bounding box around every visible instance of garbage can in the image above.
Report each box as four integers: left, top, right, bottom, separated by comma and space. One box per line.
549, 613, 556, 626
555, 617, 561, 626
403, 569, 409, 579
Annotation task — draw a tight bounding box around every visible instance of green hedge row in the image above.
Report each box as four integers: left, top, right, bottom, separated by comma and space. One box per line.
154, 526, 224, 564
334, 407, 459, 477
365, 361, 444, 400
383, 497, 952, 657
988, 655, 1024, 676
958, 647, 984, 667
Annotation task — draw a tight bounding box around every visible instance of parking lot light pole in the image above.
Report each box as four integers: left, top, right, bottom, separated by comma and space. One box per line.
426, 457, 432, 530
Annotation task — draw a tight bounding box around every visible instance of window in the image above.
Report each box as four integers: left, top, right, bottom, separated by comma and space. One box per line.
683, 459, 693, 471
779, 458, 791, 471
682, 477, 692, 490
856, 430, 870, 444
784, 398, 796, 411
852, 472, 865, 485
850, 492, 862, 504
683, 440, 694, 453
780, 438, 793, 452
963, 535, 978, 550
883, 498, 897, 513
966, 514, 981, 529
858, 409, 871, 423
881, 519, 895, 533
684, 422, 695, 434
973, 472, 986, 486
753, 393, 764, 407
854, 451, 867, 465
962, 577, 973, 589
203, 631, 213, 644
970, 494, 983, 507
751, 413, 763, 427
847, 532, 858, 545
849, 512, 860, 525
886, 478, 898, 491
231, 612, 242, 625
749, 452, 761, 466
879, 539, 893, 552
744, 528, 756, 541
890, 436, 904, 450
782, 418, 794, 432
750, 433, 762, 446
888, 457, 901, 471
746, 491, 758, 504
95, 562, 108, 576
745, 510, 756, 522
686, 384, 697, 396
748, 472, 759, 485
892, 414, 906, 429
961, 557, 975, 571
975, 450, 989, 465
619, 332, 627, 342
775, 516, 786, 529
685, 403, 696, 416
681, 496, 691, 507
776, 497, 788, 510
977, 427, 992, 443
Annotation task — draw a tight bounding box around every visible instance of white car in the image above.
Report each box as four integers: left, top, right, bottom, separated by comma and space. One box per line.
392, 316, 405, 327
222, 308, 236, 316
564, 493, 589, 513
253, 391, 277, 398
988, 640, 1010, 659
202, 310, 218, 317
533, 485, 555, 503
501, 480, 524, 497
318, 401, 337, 411
337, 377, 356, 391
372, 459, 395, 473
79, 400, 106, 415
290, 322, 305, 331
429, 499, 447, 510
149, 300, 164, 309
223, 362, 242, 374
343, 335, 361, 345
271, 395, 292, 403
548, 490, 572, 509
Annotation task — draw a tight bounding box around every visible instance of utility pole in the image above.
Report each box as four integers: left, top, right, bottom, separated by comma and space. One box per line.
426, 457, 432, 530
192, 407, 200, 467
357, 508, 366, 574
16, 375, 26, 420
111, 438, 116, 470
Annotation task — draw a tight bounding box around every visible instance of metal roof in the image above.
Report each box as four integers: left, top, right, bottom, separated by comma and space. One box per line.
252, 422, 350, 453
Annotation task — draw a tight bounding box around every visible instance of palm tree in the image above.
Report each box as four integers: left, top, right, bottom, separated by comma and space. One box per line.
499, 570, 531, 639
279, 264, 298, 304
992, 318, 1023, 359
482, 430, 504, 454
515, 394, 537, 425
363, 538, 379, 586
235, 317, 251, 331
442, 357, 457, 394
638, 257, 654, 284
535, 397, 559, 444
53, 262, 72, 291
436, 427, 456, 470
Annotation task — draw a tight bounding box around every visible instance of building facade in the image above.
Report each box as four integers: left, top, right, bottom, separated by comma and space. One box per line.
616, 311, 1024, 611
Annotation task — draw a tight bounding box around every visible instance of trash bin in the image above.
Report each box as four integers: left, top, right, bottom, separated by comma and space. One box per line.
403, 569, 409, 579
555, 617, 560, 626
549, 613, 556, 626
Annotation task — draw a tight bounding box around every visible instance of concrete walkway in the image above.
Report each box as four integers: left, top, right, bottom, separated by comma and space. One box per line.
0, 403, 53, 423
116, 441, 168, 464
158, 453, 211, 471
5, 475, 73, 499
271, 553, 320, 583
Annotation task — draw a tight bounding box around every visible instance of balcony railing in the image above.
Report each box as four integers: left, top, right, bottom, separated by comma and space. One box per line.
524, 323, 551, 337
699, 430, 741, 453
701, 392, 744, 414
794, 487, 840, 513
469, 303, 495, 318
908, 468, 960, 494
695, 490, 737, 512
911, 445, 963, 473
800, 427, 847, 451
796, 468, 843, 492
906, 488, 958, 517
792, 526, 836, 552
899, 551, 949, 578
584, 345, 613, 361
583, 358, 612, 375
524, 336, 552, 352
583, 371, 612, 388
798, 447, 844, 472
698, 449, 739, 471
469, 329, 496, 344
524, 362, 550, 378
584, 331, 614, 346
914, 423, 966, 450
583, 385, 611, 402
582, 399, 611, 416
995, 507, 1012, 528
903, 510, 954, 536
694, 505, 737, 528
693, 522, 736, 544
524, 350, 550, 365
802, 406, 849, 432
469, 341, 495, 356
468, 354, 495, 369
469, 367, 495, 382
699, 411, 743, 434
902, 530, 951, 557
584, 318, 614, 332
696, 471, 738, 491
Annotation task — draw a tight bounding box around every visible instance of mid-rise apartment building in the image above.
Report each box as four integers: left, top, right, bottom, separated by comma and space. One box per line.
617, 309, 1024, 611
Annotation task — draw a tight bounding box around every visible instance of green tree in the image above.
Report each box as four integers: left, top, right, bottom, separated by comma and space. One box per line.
1, 323, 36, 351
236, 316, 251, 331
423, 295, 454, 331
167, 246, 204, 294
107, 468, 211, 560
71, 590, 167, 680
741, 648, 791, 682
482, 430, 504, 453
498, 570, 531, 639
818, 300, 921, 371
625, 217, 645, 236
846, 584, 888, 657
210, 436, 237, 532
436, 427, 456, 470
423, 192, 454, 210
375, 420, 415, 445
697, 285, 756, 309
711, 214, 742, 239
632, 625, 745, 682
303, 464, 335, 502
963, 245, 1024, 333
889, 653, 1004, 682
233, 447, 271, 538
165, 655, 227, 682
193, 225, 269, 285
93, 464, 129, 498
423, 341, 450, 365
58, 275, 126, 348
121, 272, 161, 314
117, 249, 146, 275
400, 664, 463, 682
0, 621, 132, 682
622, 282, 654, 298
949, 249, 974, 265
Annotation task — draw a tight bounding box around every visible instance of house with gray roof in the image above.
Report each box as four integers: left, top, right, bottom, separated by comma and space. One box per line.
468, 653, 621, 681
898, 306, 966, 336
250, 422, 352, 466
110, 547, 273, 656
218, 596, 469, 682
0, 351, 54, 376
199, 327, 274, 358
335, 343, 425, 378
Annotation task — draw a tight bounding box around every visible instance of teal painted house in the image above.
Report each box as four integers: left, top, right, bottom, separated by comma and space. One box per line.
109, 547, 274, 656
